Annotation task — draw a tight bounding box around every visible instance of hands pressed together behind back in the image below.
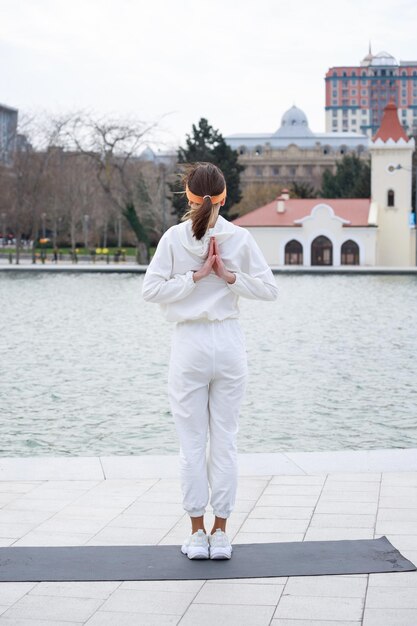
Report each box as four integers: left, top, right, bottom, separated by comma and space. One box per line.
193, 236, 236, 285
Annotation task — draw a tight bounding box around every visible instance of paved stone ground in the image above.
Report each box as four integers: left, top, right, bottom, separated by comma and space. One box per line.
0, 450, 416, 625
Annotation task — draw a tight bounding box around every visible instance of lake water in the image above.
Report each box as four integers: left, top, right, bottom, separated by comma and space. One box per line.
1, 272, 416, 456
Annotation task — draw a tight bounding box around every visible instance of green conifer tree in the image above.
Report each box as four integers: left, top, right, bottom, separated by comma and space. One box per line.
169, 118, 244, 222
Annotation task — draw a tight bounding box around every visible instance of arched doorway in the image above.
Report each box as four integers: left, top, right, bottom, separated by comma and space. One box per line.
341, 240, 360, 265
311, 236, 333, 265
285, 240, 303, 265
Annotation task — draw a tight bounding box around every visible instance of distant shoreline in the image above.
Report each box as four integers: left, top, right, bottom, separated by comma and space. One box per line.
1, 264, 416, 275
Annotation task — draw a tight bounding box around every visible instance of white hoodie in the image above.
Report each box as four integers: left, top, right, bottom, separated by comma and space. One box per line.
141, 215, 278, 322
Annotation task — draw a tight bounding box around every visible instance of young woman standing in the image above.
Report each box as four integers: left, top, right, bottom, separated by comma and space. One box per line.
142, 162, 278, 560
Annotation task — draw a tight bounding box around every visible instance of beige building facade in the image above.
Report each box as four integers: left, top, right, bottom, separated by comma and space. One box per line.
233, 102, 416, 268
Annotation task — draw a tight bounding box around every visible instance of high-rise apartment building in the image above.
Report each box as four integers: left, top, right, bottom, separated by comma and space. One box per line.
0, 103, 18, 165
325, 47, 417, 138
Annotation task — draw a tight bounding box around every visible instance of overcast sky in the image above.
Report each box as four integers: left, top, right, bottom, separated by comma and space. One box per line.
2, 0, 417, 151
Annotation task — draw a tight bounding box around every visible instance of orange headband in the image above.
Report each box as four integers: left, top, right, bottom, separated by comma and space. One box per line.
185, 183, 227, 205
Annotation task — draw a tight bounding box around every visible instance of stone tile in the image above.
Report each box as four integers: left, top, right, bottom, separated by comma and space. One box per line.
120, 580, 204, 592
0, 522, 38, 539
257, 495, 319, 507
205, 577, 289, 585
240, 518, 308, 533
368, 571, 417, 587
99, 587, 196, 614
263, 485, 323, 496
236, 479, 270, 499
100, 455, 179, 479
85, 612, 179, 625
107, 513, 182, 529
284, 574, 367, 596
28, 581, 121, 598
35, 517, 110, 534
381, 534, 417, 551
233, 532, 305, 543
318, 492, 379, 503
51, 505, 124, 521
193, 581, 284, 605
123, 501, 185, 516
309, 513, 375, 528
0, 619, 83, 626
0, 481, 41, 493
238, 452, 305, 476
30, 481, 100, 493
379, 496, 417, 508
0, 493, 23, 507
379, 486, 417, 497
363, 608, 417, 625
0, 537, 16, 546
365, 586, 417, 608
315, 501, 377, 515
326, 473, 381, 482
284, 450, 371, 474
304, 527, 375, 541
375, 521, 417, 535
0, 457, 103, 481
0, 509, 53, 525
273, 595, 363, 621
0, 582, 37, 605
322, 482, 379, 493
231, 499, 257, 513
0, 594, 103, 622
249, 506, 313, 519
12, 531, 93, 547
269, 475, 326, 485
180, 603, 275, 625
2, 497, 78, 512
271, 617, 361, 626
381, 472, 417, 485
85, 526, 166, 545
377, 508, 417, 522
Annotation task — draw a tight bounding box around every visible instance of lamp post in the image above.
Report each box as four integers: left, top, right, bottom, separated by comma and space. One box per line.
1, 213, 6, 250
83, 214, 89, 254
117, 215, 122, 248
41, 212, 47, 239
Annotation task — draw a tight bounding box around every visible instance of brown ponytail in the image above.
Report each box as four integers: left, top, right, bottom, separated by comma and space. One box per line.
180, 162, 226, 240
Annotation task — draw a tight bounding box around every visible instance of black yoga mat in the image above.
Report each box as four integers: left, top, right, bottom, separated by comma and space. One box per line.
0, 536, 415, 582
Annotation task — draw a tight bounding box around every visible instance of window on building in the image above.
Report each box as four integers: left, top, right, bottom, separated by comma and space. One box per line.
285, 240, 303, 265
341, 240, 360, 265
332, 110, 337, 117
387, 189, 395, 207
311, 236, 333, 266
238, 146, 247, 155
254, 145, 263, 156
272, 167, 280, 176
255, 166, 263, 177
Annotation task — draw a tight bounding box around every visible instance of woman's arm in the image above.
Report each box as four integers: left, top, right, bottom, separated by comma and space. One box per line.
141, 232, 197, 304
226, 232, 278, 301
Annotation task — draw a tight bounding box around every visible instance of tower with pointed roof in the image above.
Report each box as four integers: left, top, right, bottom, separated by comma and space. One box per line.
369, 100, 416, 266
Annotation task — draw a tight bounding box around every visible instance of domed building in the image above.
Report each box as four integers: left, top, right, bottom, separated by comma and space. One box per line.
232, 101, 416, 268
224, 105, 369, 192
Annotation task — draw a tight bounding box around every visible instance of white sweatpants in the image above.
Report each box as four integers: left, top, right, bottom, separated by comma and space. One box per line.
167, 318, 248, 519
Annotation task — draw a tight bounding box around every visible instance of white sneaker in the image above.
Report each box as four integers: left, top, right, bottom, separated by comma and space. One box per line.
181, 529, 209, 559
208, 528, 233, 559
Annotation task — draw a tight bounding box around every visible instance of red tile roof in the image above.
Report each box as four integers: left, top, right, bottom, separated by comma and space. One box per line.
232, 198, 372, 227
373, 101, 409, 142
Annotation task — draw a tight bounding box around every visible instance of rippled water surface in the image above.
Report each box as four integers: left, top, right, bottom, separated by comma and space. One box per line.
1, 272, 416, 456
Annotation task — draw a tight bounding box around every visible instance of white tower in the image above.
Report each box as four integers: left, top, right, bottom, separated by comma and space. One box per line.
369, 101, 416, 266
